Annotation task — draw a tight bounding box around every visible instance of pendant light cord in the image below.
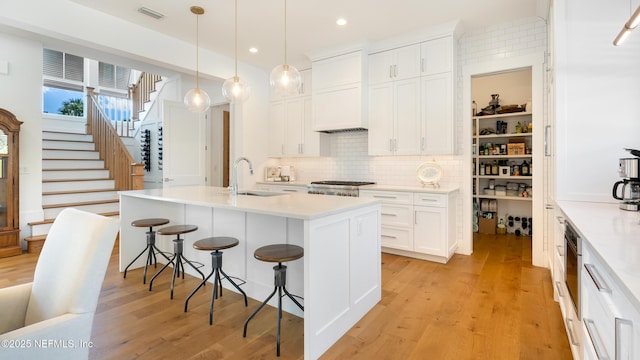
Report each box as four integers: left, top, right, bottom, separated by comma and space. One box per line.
234, 0, 238, 77
284, 0, 288, 65
196, 12, 200, 89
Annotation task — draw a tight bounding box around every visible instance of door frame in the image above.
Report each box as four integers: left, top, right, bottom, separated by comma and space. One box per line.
461, 52, 547, 267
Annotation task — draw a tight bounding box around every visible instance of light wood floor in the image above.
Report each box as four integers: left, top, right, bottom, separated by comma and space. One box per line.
0, 233, 571, 359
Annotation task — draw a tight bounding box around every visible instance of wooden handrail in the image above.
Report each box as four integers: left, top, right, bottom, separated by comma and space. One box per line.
86, 87, 144, 191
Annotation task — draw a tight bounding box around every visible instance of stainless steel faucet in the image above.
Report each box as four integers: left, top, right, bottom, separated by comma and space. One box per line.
230, 157, 253, 195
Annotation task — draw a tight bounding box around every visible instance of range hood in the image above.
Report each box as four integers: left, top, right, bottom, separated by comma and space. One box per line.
311, 49, 368, 132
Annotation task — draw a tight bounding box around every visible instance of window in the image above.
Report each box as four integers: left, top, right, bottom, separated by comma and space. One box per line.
98, 62, 132, 121
42, 49, 85, 116
98, 62, 131, 91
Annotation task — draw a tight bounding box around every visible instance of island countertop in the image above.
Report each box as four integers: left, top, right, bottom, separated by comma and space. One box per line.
119, 185, 380, 220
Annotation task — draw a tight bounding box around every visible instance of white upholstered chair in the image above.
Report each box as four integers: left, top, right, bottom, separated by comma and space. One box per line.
0, 208, 119, 360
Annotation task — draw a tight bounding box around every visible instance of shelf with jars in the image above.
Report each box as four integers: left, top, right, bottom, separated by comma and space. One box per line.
472, 110, 533, 203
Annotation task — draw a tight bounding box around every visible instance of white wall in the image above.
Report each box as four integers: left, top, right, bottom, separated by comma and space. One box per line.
554, 0, 640, 202
0, 32, 44, 240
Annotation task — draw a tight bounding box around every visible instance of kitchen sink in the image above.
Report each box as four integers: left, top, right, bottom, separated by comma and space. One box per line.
236, 191, 282, 197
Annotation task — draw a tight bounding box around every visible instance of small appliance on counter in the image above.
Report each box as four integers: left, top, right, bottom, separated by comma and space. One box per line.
264, 165, 296, 182
613, 148, 640, 211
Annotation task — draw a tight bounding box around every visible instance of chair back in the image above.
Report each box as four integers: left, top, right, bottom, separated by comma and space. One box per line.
24, 208, 120, 325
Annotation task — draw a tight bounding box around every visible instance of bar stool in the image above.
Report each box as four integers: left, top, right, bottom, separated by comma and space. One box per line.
184, 236, 248, 325
148, 225, 205, 299
123, 218, 171, 284
243, 244, 304, 357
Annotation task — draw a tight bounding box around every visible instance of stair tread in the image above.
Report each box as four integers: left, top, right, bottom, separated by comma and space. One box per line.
43, 130, 88, 135
43, 178, 113, 183
43, 188, 117, 196
42, 158, 103, 161
43, 168, 107, 171
25, 234, 47, 241
42, 199, 120, 209
28, 211, 119, 226
44, 139, 93, 143
42, 148, 98, 152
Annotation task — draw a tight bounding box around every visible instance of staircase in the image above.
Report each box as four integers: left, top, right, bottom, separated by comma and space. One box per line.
25, 131, 120, 253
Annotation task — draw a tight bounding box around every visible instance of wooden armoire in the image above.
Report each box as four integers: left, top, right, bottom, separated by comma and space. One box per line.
0, 109, 22, 257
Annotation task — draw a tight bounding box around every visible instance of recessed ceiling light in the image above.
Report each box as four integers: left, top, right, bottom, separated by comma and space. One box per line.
249, 47, 258, 54
336, 18, 347, 26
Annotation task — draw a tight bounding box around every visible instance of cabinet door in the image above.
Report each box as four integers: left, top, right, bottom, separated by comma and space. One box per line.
368, 50, 394, 85
421, 72, 453, 154
394, 44, 421, 80
413, 206, 445, 256
368, 83, 394, 155
268, 101, 285, 157
421, 36, 453, 75
394, 78, 421, 155
300, 69, 312, 96
284, 98, 304, 156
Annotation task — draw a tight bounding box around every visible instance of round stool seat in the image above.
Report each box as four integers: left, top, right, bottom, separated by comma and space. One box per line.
131, 218, 170, 228
157, 225, 198, 236
254, 244, 303, 263
193, 237, 239, 251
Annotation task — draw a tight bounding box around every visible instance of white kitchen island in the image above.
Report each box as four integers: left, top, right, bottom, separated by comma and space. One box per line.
119, 186, 381, 359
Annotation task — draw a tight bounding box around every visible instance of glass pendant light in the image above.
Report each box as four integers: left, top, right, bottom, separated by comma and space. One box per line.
184, 6, 211, 113
222, 0, 251, 103
269, 0, 301, 97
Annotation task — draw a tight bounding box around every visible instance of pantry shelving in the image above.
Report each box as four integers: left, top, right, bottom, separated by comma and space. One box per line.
473, 111, 533, 201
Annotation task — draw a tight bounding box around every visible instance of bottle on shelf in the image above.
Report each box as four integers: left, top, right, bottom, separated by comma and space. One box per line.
521, 160, 529, 176
480, 162, 485, 176
492, 160, 498, 175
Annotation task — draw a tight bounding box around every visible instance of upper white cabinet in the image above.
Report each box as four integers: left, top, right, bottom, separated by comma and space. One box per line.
421, 36, 453, 75
311, 50, 368, 131
269, 69, 329, 157
368, 44, 421, 85
368, 78, 421, 155
421, 72, 453, 154
367, 34, 455, 156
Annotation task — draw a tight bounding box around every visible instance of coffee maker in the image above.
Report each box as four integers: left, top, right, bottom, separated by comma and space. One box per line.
613, 152, 640, 211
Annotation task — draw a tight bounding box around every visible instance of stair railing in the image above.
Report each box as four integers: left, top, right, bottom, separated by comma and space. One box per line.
131, 72, 163, 118
86, 87, 144, 191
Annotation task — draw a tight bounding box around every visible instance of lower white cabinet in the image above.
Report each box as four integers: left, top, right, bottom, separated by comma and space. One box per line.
360, 189, 457, 263
581, 240, 640, 360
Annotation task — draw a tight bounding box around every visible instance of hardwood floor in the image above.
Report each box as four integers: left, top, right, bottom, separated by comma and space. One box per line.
0, 233, 571, 359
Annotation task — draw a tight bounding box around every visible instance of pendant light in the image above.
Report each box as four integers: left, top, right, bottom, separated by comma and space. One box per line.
222, 0, 251, 103
269, 0, 301, 97
184, 6, 211, 113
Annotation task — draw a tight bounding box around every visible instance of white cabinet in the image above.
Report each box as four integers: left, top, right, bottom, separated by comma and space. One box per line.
421, 36, 453, 75
367, 35, 455, 156
270, 68, 312, 101
360, 189, 457, 263
581, 240, 640, 360
368, 44, 421, 85
312, 51, 368, 131
421, 72, 453, 154
269, 73, 329, 157
368, 78, 421, 155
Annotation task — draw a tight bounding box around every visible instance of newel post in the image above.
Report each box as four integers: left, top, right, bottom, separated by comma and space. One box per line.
86, 87, 95, 134
131, 163, 145, 190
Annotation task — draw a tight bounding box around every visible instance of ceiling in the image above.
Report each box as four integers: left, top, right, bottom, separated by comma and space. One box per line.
69, 0, 542, 72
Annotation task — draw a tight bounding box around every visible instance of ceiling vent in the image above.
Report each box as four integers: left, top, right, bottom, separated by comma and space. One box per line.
137, 7, 165, 20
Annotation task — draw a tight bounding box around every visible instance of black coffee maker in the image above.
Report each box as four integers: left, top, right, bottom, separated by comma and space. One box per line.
613, 149, 640, 211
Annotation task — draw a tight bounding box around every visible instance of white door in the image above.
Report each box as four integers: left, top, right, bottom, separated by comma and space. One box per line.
162, 100, 206, 187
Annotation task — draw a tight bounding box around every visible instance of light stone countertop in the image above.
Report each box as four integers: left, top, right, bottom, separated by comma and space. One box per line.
360, 184, 459, 194
557, 200, 640, 313
119, 185, 380, 220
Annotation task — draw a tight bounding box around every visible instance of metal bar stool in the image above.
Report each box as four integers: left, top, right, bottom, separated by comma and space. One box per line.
184, 236, 248, 325
123, 218, 171, 284
148, 225, 205, 299
243, 244, 304, 357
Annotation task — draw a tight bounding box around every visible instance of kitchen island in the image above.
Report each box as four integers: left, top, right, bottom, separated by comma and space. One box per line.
119, 186, 381, 359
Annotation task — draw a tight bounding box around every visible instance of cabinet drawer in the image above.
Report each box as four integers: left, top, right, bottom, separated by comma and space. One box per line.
413, 193, 447, 207
381, 204, 413, 227
582, 268, 614, 360
380, 226, 413, 251
359, 190, 413, 204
